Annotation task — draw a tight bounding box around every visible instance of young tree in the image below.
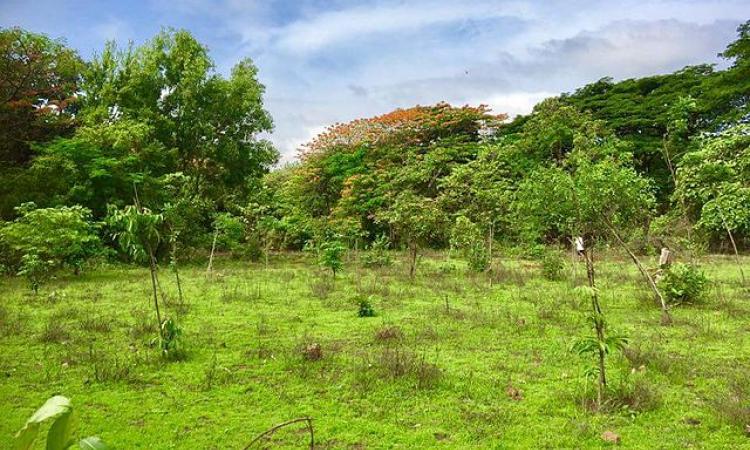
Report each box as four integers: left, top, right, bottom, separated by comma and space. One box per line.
106, 203, 165, 337
0, 203, 101, 279
676, 124, 750, 284
515, 138, 660, 407
377, 190, 446, 279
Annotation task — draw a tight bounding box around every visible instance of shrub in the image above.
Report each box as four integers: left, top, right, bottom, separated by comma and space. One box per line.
158, 317, 185, 360
466, 242, 490, 272
540, 250, 565, 280
658, 263, 709, 305
358, 296, 376, 317
319, 239, 345, 277
0, 203, 101, 275
238, 234, 264, 262
450, 216, 489, 272
18, 253, 55, 293
213, 212, 246, 252
361, 234, 392, 268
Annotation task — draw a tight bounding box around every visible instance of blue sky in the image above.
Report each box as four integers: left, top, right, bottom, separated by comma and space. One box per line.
1, 1, 747, 162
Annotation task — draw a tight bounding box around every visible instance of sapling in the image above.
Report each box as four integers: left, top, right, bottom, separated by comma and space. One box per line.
107, 202, 165, 339
319, 239, 345, 278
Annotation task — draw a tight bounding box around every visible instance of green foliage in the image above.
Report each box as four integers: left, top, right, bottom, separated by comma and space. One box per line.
158, 317, 184, 360
540, 251, 565, 281
14, 395, 108, 450
658, 263, 709, 305
361, 234, 392, 268
81, 29, 277, 201
676, 124, 750, 242
357, 296, 376, 317
106, 205, 164, 263
212, 213, 245, 252
0, 203, 101, 275
319, 239, 345, 277
450, 216, 489, 272
17, 253, 54, 293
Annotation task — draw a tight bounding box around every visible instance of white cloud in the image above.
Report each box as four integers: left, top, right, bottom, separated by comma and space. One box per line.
92, 17, 133, 42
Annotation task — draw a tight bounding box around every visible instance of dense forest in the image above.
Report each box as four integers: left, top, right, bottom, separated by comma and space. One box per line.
2, 22, 749, 273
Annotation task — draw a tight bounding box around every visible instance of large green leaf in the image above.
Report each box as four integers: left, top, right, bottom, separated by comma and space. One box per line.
79, 436, 110, 449
15, 395, 74, 450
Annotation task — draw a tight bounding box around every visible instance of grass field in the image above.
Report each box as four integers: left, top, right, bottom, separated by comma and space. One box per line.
2, 252, 750, 448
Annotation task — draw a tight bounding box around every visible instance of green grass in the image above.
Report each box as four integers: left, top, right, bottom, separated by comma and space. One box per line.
1, 252, 750, 448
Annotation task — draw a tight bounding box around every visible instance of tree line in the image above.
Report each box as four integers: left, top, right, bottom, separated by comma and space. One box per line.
1, 22, 749, 274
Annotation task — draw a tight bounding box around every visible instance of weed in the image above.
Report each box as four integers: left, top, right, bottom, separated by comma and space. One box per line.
712, 371, 750, 431
40, 319, 70, 343
310, 277, 333, 299
374, 325, 403, 342
540, 251, 565, 280
79, 314, 113, 333
129, 308, 157, 339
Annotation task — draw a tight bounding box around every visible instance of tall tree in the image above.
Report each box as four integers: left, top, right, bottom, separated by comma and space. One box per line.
80, 29, 277, 203
0, 28, 82, 167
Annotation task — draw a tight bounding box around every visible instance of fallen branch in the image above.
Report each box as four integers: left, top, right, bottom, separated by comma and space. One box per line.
243, 417, 314, 450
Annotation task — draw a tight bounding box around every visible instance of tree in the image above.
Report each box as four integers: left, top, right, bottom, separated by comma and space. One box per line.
0, 202, 101, 276
377, 190, 446, 279
0, 28, 82, 168
81, 29, 278, 202
514, 117, 662, 406
676, 124, 750, 283
106, 203, 165, 338
29, 119, 175, 216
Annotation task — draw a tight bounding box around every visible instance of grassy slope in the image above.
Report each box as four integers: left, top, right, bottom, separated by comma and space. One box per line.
1, 252, 749, 449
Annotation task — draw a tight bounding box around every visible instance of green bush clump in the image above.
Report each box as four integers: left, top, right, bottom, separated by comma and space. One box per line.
0, 203, 102, 288
450, 216, 489, 272
213, 213, 246, 252
658, 263, 709, 305
540, 251, 565, 280
358, 297, 376, 317
361, 234, 392, 268
319, 239, 345, 277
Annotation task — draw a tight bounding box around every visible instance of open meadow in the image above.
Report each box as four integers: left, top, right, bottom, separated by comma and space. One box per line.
2, 252, 749, 448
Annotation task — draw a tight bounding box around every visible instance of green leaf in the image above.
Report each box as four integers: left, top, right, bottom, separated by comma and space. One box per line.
15, 396, 73, 450
79, 436, 110, 449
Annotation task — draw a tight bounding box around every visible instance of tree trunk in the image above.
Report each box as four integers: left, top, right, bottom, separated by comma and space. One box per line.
207, 228, 218, 276
582, 246, 606, 408
604, 219, 671, 324
718, 207, 746, 286
147, 244, 163, 338
409, 241, 418, 280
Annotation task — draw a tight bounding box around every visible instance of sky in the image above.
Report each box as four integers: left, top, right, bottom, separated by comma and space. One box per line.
1, 1, 747, 162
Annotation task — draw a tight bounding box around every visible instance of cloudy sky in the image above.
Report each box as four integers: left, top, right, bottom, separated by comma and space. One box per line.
1, 1, 746, 162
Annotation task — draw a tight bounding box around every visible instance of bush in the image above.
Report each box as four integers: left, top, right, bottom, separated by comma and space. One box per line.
237, 234, 264, 262
658, 263, 709, 305
0, 203, 101, 276
450, 216, 489, 272
358, 296, 376, 317
466, 242, 490, 272
540, 250, 565, 280
361, 234, 392, 268
213, 213, 246, 252
319, 239, 345, 277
